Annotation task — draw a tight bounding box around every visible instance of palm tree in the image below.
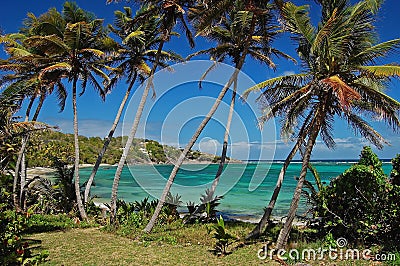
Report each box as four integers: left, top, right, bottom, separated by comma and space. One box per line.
23, 2, 110, 220
245, 0, 400, 247
187, 0, 293, 200
0, 32, 68, 210
108, 0, 195, 225
144, 0, 293, 233
83, 6, 176, 204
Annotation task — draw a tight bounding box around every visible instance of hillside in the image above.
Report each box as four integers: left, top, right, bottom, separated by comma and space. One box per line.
26, 131, 236, 167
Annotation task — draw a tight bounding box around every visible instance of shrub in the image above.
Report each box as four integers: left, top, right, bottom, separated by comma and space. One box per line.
312, 147, 400, 248
0, 210, 49, 265
390, 154, 400, 186
183, 189, 223, 224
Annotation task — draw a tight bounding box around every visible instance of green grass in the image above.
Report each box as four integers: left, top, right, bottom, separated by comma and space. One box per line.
25, 220, 396, 265
30, 227, 276, 266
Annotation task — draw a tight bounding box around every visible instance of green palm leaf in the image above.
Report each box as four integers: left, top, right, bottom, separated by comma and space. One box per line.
243, 73, 309, 99
5, 48, 33, 57
355, 39, 400, 61
39, 63, 72, 80
360, 65, 400, 77
122, 30, 144, 45
280, 2, 316, 45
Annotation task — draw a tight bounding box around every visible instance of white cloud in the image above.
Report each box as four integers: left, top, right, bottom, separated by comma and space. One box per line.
283, 70, 295, 76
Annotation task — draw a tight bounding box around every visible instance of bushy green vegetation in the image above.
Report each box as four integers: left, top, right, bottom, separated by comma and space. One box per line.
145, 140, 167, 163
23, 131, 215, 167
208, 215, 238, 255
390, 154, 400, 186
26, 131, 128, 166
305, 147, 400, 250
0, 210, 49, 265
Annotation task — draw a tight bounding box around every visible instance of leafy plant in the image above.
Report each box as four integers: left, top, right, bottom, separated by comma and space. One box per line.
0, 170, 14, 210
24, 157, 80, 215
160, 192, 183, 224
111, 198, 160, 228
184, 189, 223, 224
0, 209, 49, 265
390, 154, 400, 186
133, 197, 158, 218
208, 215, 238, 255
309, 147, 400, 248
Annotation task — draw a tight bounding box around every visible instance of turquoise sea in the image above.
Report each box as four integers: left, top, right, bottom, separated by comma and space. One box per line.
81, 162, 393, 219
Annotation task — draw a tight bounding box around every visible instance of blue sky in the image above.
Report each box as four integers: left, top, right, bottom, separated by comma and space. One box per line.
1, 0, 399, 160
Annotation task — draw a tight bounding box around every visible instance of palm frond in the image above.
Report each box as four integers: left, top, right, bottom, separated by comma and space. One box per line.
355, 39, 400, 62
343, 112, 387, 149
243, 73, 309, 99
311, 8, 337, 53
39, 63, 72, 80
322, 75, 361, 111
280, 2, 316, 45
359, 65, 400, 77
80, 48, 105, 57
123, 30, 145, 45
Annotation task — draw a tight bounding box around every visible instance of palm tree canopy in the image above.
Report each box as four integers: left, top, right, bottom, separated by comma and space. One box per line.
120, 0, 196, 48
245, 0, 400, 149
107, 5, 182, 88
0, 30, 68, 112
19, 2, 111, 100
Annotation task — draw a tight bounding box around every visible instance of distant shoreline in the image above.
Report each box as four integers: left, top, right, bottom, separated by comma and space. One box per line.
26, 160, 241, 177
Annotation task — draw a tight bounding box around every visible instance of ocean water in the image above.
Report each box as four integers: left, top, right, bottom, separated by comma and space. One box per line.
80, 162, 393, 219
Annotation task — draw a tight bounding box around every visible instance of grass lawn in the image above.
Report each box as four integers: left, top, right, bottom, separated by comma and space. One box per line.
31, 227, 276, 265
28, 223, 393, 266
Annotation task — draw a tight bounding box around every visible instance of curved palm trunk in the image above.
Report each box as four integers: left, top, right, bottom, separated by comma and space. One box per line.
275, 120, 322, 249
72, 78, 87, 220
144, 15, 257, 234
13, 95, 35, 210
20, 92, 46, 210
20, 153, 26, 209
208, 80, 237, 199
144, 70, 239, 233
109, 41, 165, 225
245, 137, 302, 239
245, 119, 313, 239
84, 76, 137, 204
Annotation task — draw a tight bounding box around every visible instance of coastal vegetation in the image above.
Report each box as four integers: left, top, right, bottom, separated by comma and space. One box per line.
1, 0, 400, 265
244, 0, 400, 247
23, 131, 213, 167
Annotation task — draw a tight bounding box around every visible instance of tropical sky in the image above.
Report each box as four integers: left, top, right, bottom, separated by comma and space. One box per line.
1, 0, 399, 160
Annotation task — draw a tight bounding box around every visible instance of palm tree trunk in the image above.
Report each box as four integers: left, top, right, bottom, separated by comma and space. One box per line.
32, 92, 45, 122
20, 153, 26, 209
144, 14, 257, 234
275, 120, 322, 249
144, 69, 239, 233
72, 78, 87, 220
13, 95, 35, 210
208, 80, 237, 198
84, 75, 137, 204
19, 92, 46, 210
109, 41, 165, 225
245, 117, 314, 239
245, 138, 302, 239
